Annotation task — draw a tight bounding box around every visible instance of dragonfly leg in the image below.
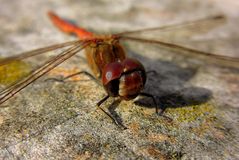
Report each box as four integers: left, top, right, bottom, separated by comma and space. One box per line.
45, 71, 101, 86
97, 95, 127, 129
139, 92, 159, 113
139, 92, 172, 121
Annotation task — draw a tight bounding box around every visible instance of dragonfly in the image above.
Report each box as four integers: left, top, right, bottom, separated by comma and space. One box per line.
0, 11, 238, 128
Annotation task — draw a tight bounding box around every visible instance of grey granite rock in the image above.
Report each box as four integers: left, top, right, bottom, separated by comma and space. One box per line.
0, 0, 239, 159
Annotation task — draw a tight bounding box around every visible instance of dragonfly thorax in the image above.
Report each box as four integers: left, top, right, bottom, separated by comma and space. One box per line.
84, 38, 126, 78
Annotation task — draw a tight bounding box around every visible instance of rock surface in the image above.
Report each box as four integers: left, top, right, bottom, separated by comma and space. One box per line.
0, 0, 239, 159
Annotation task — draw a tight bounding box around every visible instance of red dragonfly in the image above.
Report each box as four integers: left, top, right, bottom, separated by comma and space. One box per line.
0, 12, 238, 128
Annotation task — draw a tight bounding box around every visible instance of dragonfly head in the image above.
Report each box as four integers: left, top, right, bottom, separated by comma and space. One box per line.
102, 58, 146, 100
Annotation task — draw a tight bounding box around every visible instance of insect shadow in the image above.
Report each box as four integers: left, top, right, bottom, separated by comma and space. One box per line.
125, 46, 212, 111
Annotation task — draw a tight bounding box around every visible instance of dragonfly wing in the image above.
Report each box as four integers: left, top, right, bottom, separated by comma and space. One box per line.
120, 36, 239, 68
115, 15, 226, 40
0, 41, 89, 105
0, 40, 83, 66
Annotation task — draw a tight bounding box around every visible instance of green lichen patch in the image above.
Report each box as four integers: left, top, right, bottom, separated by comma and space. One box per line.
167, 103, 215, 123
164, 103, 223, 138
0, 58, 30, 85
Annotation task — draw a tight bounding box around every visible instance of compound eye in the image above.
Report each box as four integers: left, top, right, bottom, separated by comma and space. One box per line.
122, 58, 146, 85
102, 62, 124, 85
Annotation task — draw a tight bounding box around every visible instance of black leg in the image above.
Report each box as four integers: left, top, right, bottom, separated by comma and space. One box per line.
139, 92, 159, 114
45, 71, 101, 86
97, 95, 127, 129
96, 95, 110, 106
139, 92, 172, 121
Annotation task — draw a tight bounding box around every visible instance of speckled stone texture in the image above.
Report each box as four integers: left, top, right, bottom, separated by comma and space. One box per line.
0, 0, 239, 159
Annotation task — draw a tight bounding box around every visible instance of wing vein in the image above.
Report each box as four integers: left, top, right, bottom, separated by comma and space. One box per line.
115, 15, 225, 36
0, 40, 82, 66
0, 41, 89, 105
120, 36, 239, 68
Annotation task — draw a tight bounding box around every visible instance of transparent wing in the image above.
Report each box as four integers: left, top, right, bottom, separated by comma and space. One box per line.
0, 40, 82, 66
120, 36, 239, 68
0, 41, 89, 105
115, 15, 226, 39
0, 39, 85, 94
